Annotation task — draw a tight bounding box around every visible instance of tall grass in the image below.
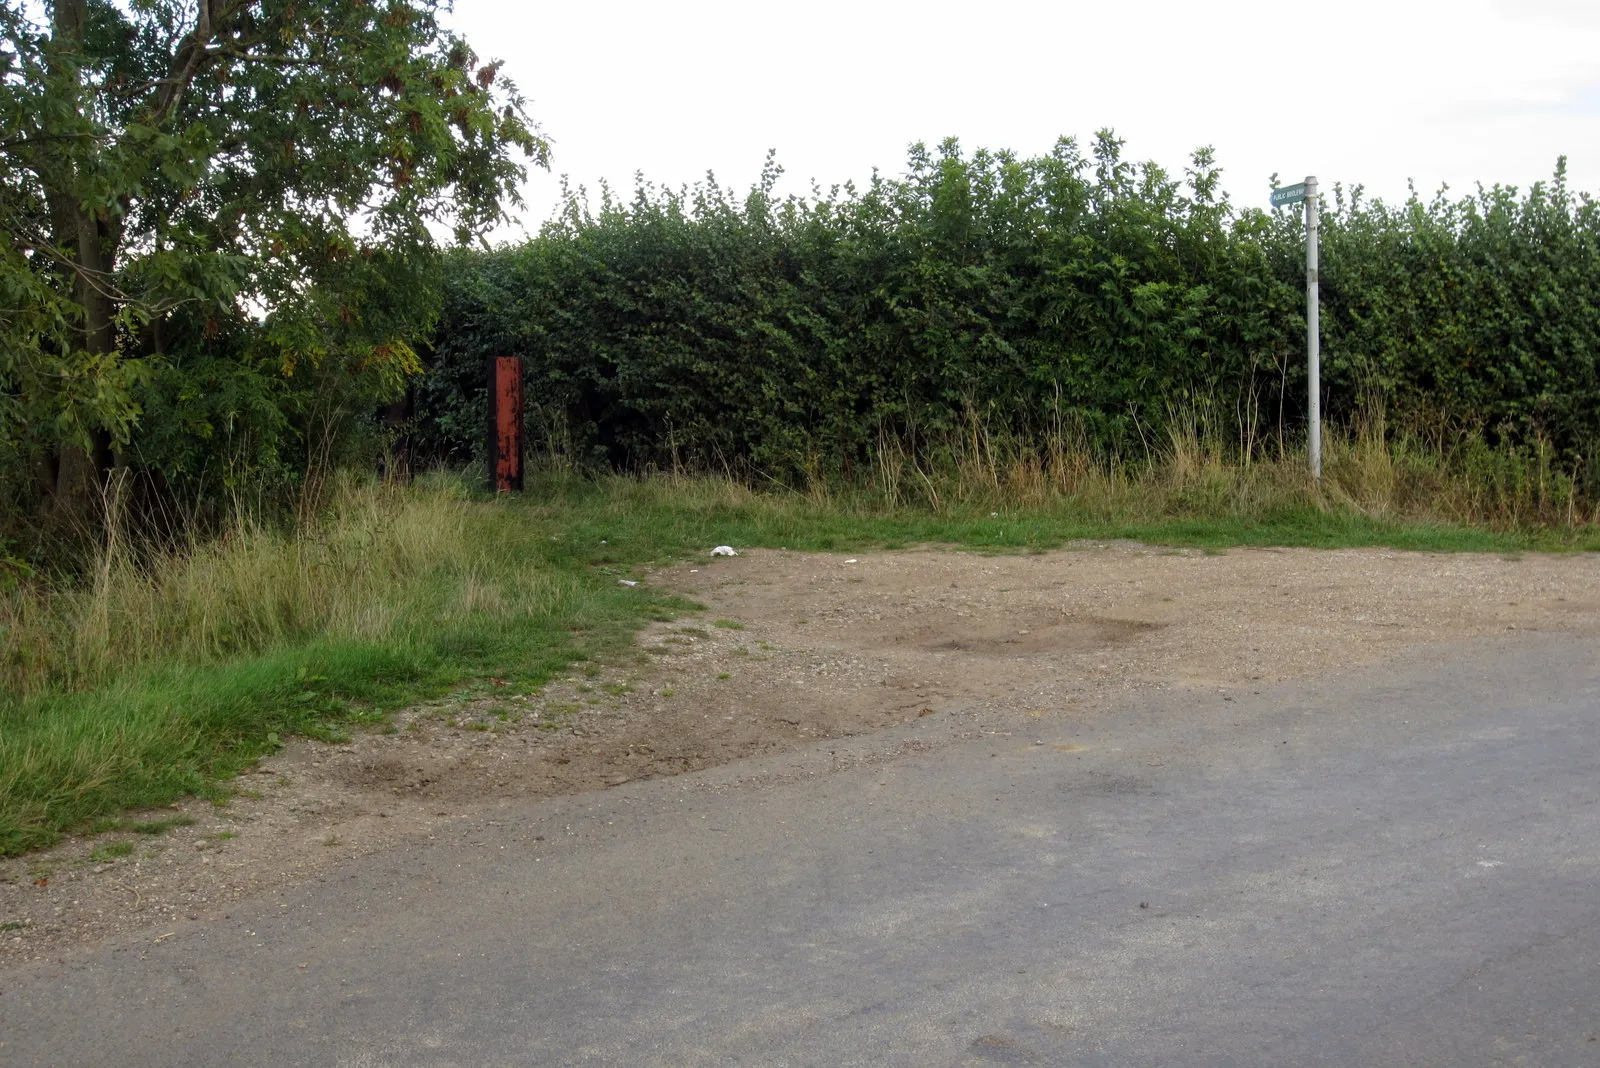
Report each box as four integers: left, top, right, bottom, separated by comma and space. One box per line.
0, 472, 687, 854
823, 409, 1596, 532
4, 475, 473, 697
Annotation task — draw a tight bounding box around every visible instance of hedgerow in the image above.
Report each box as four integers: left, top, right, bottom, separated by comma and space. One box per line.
421, 134, 1600, 488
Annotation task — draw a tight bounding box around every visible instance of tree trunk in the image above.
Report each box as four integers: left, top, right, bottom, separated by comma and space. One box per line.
46, 0, 121, 517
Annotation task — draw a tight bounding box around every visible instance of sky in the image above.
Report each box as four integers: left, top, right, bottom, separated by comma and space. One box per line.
443, 0, 1600, 237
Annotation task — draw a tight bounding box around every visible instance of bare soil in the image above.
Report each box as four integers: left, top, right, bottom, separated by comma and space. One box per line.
4, 543, 1598, 962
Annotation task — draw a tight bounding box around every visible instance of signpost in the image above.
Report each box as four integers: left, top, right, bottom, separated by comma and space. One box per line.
1273, 176, 1320, 479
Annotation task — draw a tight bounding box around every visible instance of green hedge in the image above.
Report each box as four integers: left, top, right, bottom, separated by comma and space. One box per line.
420, 135, 1600, 480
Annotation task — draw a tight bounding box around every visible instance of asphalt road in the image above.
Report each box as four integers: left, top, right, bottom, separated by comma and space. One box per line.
3, 635, 1598, 1067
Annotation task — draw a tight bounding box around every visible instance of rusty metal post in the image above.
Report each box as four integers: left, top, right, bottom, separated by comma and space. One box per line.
487, 356, 524, 493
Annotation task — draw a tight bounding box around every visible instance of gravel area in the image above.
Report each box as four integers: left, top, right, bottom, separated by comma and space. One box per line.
3, 543, 1597, 962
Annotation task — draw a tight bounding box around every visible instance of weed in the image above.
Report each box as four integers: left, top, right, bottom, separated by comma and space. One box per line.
90, 841, 135, 862
87, 815, 195, 837
213, 832, 238, 840
712, 619, 745, 630
716, 673, 731, 680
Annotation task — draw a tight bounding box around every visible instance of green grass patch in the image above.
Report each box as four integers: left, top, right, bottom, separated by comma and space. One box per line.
522, 476, 1587, 558
89, 841, 135, 862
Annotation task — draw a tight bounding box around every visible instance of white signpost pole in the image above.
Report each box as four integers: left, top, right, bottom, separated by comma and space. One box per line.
1305, 175, 1320, 481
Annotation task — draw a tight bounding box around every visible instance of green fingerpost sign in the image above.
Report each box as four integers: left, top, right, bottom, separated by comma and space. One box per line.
1271, 182, 1308, 207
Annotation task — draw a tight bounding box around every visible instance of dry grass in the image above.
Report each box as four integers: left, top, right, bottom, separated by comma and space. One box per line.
854, 410, 1594, 530
2, 474, 480, 697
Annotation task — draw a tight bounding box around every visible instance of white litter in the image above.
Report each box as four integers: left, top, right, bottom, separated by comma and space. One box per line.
710, 545, 739, 557
617, 579, 639, 587
844, 559, 859, 564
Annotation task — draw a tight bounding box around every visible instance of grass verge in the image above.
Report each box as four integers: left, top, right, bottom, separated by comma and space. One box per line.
0, 474, 696, 855
3, 455, 1597, 856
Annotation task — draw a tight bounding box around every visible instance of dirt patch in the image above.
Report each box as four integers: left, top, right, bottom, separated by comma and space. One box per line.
4, 543, 1600, 962
874, 614, 1162, 656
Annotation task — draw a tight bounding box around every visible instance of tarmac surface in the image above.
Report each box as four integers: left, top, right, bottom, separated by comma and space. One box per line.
2, 633, 1597, 1066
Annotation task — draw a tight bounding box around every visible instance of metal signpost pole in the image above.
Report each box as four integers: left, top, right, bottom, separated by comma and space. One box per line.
1270, 177, 1322, 481
1305, 175, 1320, 480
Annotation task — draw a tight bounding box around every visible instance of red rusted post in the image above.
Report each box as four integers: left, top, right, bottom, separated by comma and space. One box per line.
488, 356, 524, 493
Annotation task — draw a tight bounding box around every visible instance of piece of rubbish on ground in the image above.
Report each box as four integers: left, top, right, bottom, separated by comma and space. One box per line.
617, 579, 639, 587
845, 559, 859, 564
710, 545, 739, 557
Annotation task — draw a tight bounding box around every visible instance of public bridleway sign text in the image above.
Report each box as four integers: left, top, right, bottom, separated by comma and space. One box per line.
1271, 183, 1308, 207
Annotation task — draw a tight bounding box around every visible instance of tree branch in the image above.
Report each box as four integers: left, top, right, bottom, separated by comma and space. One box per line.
148, 0, 218, 128
0, 130, 108, 153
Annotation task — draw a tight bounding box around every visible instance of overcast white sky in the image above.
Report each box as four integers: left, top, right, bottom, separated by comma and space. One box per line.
445, 0, 1600, 236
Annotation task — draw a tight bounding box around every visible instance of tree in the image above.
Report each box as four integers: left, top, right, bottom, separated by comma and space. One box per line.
0, 0, 545, 508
